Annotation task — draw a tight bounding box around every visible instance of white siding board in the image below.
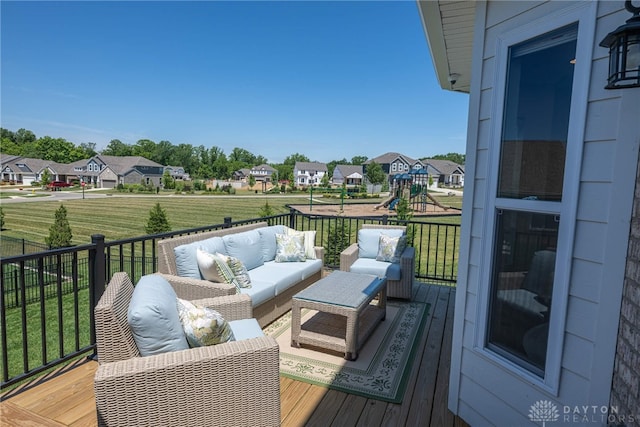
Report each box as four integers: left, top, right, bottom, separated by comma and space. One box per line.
470, 208, 484, 238
561, 333, 593, 379
584, 98, 622, 142
569, 258, 603, 303
457, 401, 491, 427
573, 221, 607, 263
472, 179, 487, 208
478, 88, 493, 120
565, 296, 598, 341
480, 57, 494, 90
576, 182, 610, 222
464, 292, 476, 321
474, 148, 489, 180
484, 0, 542, 28
477, 119, 491, 150
581, 141, 616, 182
468, 236, 483, 267
466, 264, 479, 295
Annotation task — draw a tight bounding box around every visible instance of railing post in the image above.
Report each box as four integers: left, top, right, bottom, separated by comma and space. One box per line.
223, 217, 232, 228
89, 234, 106, 359
382, 214, 388, 225
289, 208, 296, 229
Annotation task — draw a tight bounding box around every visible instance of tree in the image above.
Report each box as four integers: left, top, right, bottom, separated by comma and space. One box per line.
102, 139, 133, 156
46, 205, 73, 248
431, 152, 465, 165
395, 197, 415, 245
324, 219, 351, 266
365, 161, 385, 194
258, 200, 275, 218
145, 203, 171, 234
321, 173, 330, 188
351, 155, 368, 165
0, 207, 4, 230
248, 174, 256, 189
162, 170, 175, 189
40, 169, 52, 187
283, 153, 309, 165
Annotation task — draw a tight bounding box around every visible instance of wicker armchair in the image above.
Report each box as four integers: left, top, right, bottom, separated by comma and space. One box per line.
340, 224, 415, 299
94, 272, 280, 427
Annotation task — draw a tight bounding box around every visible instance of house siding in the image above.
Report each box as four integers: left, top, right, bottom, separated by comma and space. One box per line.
449, 1, 640, 425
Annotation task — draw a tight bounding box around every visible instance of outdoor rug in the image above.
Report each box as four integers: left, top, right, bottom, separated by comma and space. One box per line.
264, 301, 430, 403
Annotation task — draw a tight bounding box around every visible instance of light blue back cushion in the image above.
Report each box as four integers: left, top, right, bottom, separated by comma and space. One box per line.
174, 236, 226, 278
358, 228, 404, 259
127, 274, 189, 356
223, 229, 264, 270
257, 225, 288, 262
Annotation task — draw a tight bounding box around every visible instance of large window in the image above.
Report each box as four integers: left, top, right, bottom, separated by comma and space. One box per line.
486, 24, 577, 376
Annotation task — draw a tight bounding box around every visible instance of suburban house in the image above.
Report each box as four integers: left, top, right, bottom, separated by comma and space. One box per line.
164, 165, 189, 181
0, 154, 173, 189
419, 1, 639, 425
422, 158, 465, 188
0, 154, 62, 185
331, 164, 364, 188
364, 151, 464, 189
249, 164, 277, 183
293, 161, 327, 187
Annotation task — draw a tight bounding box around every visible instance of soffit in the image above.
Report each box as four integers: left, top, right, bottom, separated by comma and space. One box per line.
417, 0, 475, 93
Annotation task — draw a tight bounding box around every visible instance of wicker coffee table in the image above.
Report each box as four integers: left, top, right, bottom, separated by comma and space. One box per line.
291, 270, 386, 360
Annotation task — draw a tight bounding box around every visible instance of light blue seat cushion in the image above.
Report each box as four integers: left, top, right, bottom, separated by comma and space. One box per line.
358, 228, 404, 259
174, 236, 226, 279
238, 279, 276, 306
250, 259, 322, 295
350, 258, 402, 281
257, 225, 288, 262
223, 229, 264, 271
127, 274, 189, 356
229, 318, 264, 341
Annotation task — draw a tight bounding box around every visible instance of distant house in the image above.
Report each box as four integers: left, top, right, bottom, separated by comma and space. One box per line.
332, 165, 363, 188
249, 164, 276, 183
232, 168, 251, 181
0, 154, 175, 189
71, 155, 164, 189
293, 162, 327, 187
0, 154, 69, 185
422, 159, 465, 187
164, 166, 189, 181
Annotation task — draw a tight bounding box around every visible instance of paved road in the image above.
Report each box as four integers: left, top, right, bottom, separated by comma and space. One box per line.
0, 188, 312, 204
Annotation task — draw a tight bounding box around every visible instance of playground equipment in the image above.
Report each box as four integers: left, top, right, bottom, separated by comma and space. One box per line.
375, 171, 449, 212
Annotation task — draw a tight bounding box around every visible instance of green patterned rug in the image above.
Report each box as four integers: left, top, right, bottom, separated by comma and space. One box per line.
264, 301, 429, 403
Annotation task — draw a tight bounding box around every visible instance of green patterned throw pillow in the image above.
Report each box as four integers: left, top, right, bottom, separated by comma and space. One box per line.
176, 298, 235, 347
226, 255, 252, 288
376, 234, 407, 263
275, 233, 306, 262
286, 228, 317, 260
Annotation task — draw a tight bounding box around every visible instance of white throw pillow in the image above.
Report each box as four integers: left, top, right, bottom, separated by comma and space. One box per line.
286, 228, 317, 260
275, 233, 306, 262
176, 298, 235, 347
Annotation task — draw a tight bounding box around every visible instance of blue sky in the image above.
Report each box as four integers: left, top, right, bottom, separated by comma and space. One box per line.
1, 1, 469, 164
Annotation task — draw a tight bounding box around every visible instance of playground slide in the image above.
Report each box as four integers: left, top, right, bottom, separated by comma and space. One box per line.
388, 198, 400, 210
374, 194, 396, 210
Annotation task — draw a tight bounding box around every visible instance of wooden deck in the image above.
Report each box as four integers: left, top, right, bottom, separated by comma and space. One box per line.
1, 282, 467, 427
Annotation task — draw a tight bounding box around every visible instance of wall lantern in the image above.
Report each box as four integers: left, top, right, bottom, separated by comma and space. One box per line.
600, 0, 640, 89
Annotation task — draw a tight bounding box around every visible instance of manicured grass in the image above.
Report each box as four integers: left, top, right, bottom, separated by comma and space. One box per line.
1, 194, 462, 245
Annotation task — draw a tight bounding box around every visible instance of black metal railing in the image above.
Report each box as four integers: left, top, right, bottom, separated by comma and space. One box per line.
0, 211, 460, 390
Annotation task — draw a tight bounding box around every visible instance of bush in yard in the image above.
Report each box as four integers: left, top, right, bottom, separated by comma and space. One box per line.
0, 207, 4, 229
46, 204, 73, 248
395, 196, 415, 245
324, 219, 350, 266
145, 202, 171, 234
258, 200, 275, 218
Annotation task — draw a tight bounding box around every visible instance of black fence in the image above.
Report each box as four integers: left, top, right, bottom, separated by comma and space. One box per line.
0, 236, 50, 258
1, 211, 460, 390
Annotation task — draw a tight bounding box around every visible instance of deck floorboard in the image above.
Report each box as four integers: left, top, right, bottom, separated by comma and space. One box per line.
2, 282, 467, 427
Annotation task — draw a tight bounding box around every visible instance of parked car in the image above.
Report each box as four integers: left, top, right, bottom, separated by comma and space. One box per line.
47, 181, 72, 190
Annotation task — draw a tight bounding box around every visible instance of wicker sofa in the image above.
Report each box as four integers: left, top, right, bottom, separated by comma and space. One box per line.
94, 272, 280, 427
157, 221, 325, 327
340, 224, 415, 300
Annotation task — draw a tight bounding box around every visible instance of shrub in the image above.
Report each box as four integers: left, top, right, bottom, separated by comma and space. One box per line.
145, 203, 171, 234
324, 219, 351, 266
46, 205, 73, 248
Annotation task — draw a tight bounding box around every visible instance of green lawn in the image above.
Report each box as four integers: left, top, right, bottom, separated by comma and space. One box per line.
0, 194, 461, 245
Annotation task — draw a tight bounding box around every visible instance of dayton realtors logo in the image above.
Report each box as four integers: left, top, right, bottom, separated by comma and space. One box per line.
529, 400, 560, 426
529, 400, 636, 425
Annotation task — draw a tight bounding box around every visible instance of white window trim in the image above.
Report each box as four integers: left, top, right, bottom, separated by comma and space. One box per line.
473, 1, 596, 395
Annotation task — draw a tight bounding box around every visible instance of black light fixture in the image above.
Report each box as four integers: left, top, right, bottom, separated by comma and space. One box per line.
600, 0, 640, 89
